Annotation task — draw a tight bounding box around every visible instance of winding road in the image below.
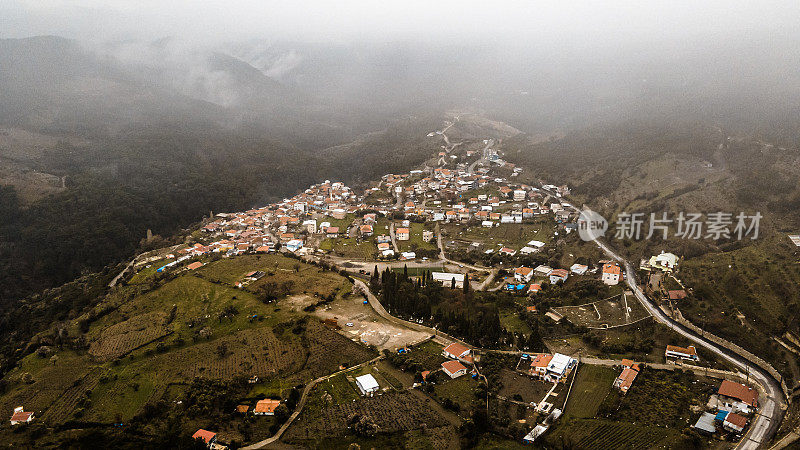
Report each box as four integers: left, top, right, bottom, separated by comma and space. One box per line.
552, 193, 786, 449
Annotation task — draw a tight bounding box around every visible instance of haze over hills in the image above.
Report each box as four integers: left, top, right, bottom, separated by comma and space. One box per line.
2, 2, 800, 447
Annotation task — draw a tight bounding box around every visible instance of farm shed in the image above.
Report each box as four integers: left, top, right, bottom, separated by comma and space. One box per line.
355, 374, 380, 396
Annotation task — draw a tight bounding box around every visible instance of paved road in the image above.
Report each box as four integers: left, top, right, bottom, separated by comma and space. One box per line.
552, 196, 786, 450
468, 138, 494, 175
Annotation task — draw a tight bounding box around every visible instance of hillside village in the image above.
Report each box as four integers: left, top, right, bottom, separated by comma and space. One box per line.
0, 121, 776, 449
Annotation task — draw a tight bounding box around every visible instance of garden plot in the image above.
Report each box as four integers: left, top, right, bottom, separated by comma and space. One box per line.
552, 294, 650, 329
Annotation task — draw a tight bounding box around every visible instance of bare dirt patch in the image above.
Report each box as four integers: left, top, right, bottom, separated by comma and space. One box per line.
314, 295, 430, 350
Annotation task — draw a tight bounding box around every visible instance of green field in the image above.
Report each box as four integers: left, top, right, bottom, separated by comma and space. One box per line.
397, 222, 438, 252
444, 221, 552, 250
0, 252, 376, 446
563, 364, 617, 418
433, 375, 478, 416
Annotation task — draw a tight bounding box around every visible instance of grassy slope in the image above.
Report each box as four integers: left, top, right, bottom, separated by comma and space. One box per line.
0, 253, 374, 438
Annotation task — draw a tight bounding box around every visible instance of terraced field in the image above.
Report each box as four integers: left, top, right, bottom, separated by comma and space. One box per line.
545, 418, 684, 449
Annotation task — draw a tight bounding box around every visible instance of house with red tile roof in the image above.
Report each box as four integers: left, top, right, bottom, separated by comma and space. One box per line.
192, 429, 217, 446
442, 342, 471, 360
254, 399, 281, 415
9, 407, 34, 425
441, 360, 468, 378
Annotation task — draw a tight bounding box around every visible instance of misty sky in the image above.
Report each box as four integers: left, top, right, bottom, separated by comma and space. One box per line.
2, 0, 799, 47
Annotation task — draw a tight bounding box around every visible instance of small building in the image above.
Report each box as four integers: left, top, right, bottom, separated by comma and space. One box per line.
522, 424, 549, 443
529, 353, 554, 377
254, 399, 281, 415
442, 342, 471, 360
613, 363, 640, 394
9, 407, 34, 425
665, 344, 698, 361
723, 412, 748, 433
570, 264, 588, 275
534, 265, 553, 277
400, 251, 416, 260
236, 405, 249, 414
718, 380, 758, 412
544, 353, 577, 382
601, 263, 621, 285
422, 230, 435, 242
549, 269, 569, 284
432, 272, 465, 288
527, 240, 546, 249
528, 284, 541, 295
326, 226, 340, 238
668, 290, 687, 300
187, 261, 204, 270
499, 247, 517, 256
514, 267, 535, 283
441, 360, 468, 378
285, 239, 303, 252
192, 429, 218, 447
360, 224, 374, 237
396, 227, 410, 241
355, 374, 380, 396
647, 251, 679, 272
693, 412, 717, 435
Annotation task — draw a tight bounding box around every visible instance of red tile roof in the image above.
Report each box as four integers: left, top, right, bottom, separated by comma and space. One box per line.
443, 342, 470, 358
10, 411, 33, 422
441, 360, 467, 375
725, 412, 749, 428
254, 399, 281, 414
192, 429, 216, 444
718, 380, 758, 407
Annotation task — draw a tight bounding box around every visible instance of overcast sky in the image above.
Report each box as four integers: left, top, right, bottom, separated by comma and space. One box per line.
2, 0, 799, 47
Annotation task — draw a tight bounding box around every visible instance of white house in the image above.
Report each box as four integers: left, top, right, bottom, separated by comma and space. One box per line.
545, 353, 577, 382
648, 251, 679, 272
302, 219, 317, 234
549, 269, 569, 284
355, 374, 380, 396
601, 263, 621, 285
527, 240, 546, 249
432, 272, 465, 288
570, 264, 588, 275
665, 345, 698, 361
514, 267, 535, 283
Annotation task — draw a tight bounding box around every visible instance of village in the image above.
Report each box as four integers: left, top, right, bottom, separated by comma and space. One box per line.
6, 123, 771, 449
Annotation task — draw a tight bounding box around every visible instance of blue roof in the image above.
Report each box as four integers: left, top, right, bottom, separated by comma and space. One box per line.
715, 410, 729, 421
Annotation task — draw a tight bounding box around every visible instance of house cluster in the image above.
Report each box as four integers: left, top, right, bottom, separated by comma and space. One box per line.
693, 379, 758, 437
232, 398, 282, 416
504, 259, 620, 297
440, 342, 474, 379
377, 168, 574, 233
612, 359, 641, 394
521, 352, 578, 383
186, 159, 578, 264
197, 180, 368, 257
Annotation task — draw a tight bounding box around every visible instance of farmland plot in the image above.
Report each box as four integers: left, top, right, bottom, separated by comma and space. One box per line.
553, 294, 651, 329
284, 390, 449, 443
89, 311, 172, 360
563, 365, 616, 418
545, 418, 684, 449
